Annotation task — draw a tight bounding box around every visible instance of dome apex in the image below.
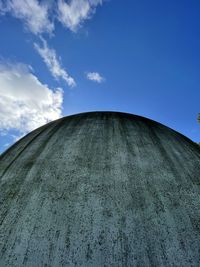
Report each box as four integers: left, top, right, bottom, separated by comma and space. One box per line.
0, 112, 200, 266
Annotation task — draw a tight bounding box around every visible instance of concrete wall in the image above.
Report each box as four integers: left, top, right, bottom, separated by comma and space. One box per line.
0, 112, 200, 266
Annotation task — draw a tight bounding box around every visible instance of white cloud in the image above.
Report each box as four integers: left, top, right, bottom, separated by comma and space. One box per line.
0, 0, 104, 34
0, 1, 5, 15
57, 0, 103, 32
0, 62, 63, 135
0, 0, 53, 35
86, 72, 104, 83
0, 0, 105, 88
34, 38, 76, 87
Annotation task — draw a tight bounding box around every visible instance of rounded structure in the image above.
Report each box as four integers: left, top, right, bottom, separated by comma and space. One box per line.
0, 111, 200, 267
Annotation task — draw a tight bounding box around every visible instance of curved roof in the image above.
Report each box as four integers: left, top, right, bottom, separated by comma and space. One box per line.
0, 111, 200, 266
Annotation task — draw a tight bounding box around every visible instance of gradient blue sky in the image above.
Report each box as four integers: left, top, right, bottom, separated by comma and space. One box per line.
0, 0, 199, 153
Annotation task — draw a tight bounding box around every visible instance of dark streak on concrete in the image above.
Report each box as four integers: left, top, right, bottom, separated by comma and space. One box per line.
0, 111, 200, 267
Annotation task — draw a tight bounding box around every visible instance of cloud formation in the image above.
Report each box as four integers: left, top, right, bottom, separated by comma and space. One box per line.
0, 0, 103, 34
34, 39, 76, 87
0, 0, 53, 34
0, 0, 105, 87
57, 0, 103, 32
86, 72, 104, 83
0, 62, 63, 135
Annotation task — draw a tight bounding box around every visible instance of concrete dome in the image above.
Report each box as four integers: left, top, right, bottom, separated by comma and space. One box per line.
0, 111, 200, 267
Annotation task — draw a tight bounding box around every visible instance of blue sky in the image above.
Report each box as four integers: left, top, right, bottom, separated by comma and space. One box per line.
0, 0, 199, 153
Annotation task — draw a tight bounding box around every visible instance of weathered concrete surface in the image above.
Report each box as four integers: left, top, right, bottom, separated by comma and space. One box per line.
0, 111, 200, 267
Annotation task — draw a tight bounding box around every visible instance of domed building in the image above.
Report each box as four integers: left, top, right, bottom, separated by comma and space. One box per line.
0, 112, 200, 266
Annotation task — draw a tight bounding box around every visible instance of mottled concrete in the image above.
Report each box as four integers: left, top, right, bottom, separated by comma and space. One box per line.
0, 112, 200, 267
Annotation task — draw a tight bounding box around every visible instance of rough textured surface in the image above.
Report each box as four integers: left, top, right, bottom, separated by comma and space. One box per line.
0, 111, 200, 267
